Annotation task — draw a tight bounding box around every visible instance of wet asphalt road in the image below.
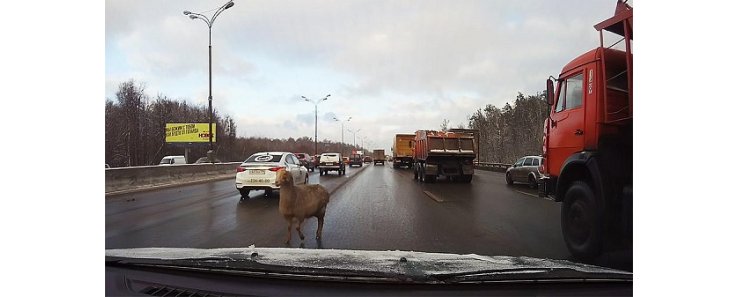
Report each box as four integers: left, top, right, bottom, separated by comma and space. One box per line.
106, 163, 632, 271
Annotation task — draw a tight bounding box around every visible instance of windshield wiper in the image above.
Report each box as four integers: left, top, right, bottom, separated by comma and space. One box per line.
107, 256, 630, 285
107, 256, 412, 283
431, 267, 632, 284
106, 248, 632, 285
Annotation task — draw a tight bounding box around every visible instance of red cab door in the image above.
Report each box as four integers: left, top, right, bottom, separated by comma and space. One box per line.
548, 70, 586, 174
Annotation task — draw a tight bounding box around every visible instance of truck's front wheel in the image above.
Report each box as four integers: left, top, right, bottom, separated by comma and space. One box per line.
561, 181, 603, 261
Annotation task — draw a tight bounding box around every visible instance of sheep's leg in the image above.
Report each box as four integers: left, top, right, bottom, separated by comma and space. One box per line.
316, 215, 324, 240
296, 219, 305, 241
285, 219, 293, 244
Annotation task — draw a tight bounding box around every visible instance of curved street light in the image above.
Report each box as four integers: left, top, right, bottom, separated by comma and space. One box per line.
333, 116, 352, 156
347, 128, 361, 154
183, 0, 235, 162
360, 135, 368, 154
302, 94, 331, 156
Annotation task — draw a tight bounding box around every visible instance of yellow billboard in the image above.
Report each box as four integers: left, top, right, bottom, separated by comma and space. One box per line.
165, 123, 216, 143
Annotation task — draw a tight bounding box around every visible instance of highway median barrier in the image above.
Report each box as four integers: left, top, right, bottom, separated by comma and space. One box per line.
105, 162, 242, 196
474, 162, 511, 173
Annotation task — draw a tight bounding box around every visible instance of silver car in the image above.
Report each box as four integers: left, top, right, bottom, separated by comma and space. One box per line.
235, 152, 309, 199
506, 156, 543, 189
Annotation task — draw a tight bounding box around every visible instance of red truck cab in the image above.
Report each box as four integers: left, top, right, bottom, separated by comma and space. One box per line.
539, 0, 632, 260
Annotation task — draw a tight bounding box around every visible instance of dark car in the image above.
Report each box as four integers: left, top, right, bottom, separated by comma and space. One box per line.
349, 154, 363, 167
294, 153, 315, 172
363, 156, 372, 163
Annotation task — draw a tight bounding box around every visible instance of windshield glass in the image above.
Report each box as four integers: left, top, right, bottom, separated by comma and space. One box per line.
105, 0, 633, 288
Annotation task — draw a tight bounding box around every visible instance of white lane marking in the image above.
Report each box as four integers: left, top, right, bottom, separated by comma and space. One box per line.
513, 190, 555, 201
423, 190, 444, 203
513, 190, 538, 198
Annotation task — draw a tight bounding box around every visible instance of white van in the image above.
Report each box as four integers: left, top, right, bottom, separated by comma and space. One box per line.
159, 155, 187, 165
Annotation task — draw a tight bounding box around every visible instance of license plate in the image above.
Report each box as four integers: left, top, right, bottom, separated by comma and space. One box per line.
250, 169, 265, 174
248, 178, 270, 183
326, 163, 334, 166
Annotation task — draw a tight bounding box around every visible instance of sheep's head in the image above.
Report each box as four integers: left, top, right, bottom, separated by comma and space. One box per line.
274, 168, 292, 187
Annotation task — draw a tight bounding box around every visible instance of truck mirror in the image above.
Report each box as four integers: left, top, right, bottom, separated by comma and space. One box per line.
546, 79, 555, 106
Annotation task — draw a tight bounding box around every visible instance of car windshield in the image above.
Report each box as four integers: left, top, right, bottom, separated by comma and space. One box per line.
104, 0, 634, 292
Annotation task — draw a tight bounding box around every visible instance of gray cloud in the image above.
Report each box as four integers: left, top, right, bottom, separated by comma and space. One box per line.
107, 0, 626, 150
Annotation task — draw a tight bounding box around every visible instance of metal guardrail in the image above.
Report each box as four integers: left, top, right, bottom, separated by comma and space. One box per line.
105, 162, 243, 195
474, 161, 511, 172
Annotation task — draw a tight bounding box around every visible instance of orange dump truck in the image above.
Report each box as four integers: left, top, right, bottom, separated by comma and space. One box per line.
391, 134, 415, 169
412, 130, 476, 183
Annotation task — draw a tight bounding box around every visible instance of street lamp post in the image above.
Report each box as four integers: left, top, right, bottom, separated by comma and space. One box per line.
183, 0, 235, 162
360, 136, 368, 154
348, 128, 361, 153
333, 116, 351, 156
302, 94, 330, 156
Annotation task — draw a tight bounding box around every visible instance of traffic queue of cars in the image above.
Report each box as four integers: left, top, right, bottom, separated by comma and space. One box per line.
231, 148, 542, 200
234, 151, 359, 198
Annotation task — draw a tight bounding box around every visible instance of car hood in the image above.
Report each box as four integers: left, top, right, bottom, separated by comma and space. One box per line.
106, 247, 631, 284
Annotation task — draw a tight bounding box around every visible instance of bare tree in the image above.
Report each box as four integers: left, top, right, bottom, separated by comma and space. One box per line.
440, 118, 450, 131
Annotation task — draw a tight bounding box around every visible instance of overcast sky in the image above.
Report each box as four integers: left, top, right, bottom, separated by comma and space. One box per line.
106, 0, 627, 152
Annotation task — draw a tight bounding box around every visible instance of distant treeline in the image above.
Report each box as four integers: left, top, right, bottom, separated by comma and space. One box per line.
105, 79, 363, 167
466, 92, 549, 164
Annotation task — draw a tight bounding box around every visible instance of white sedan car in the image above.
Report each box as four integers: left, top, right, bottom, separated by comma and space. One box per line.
236, 152, 309, 198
